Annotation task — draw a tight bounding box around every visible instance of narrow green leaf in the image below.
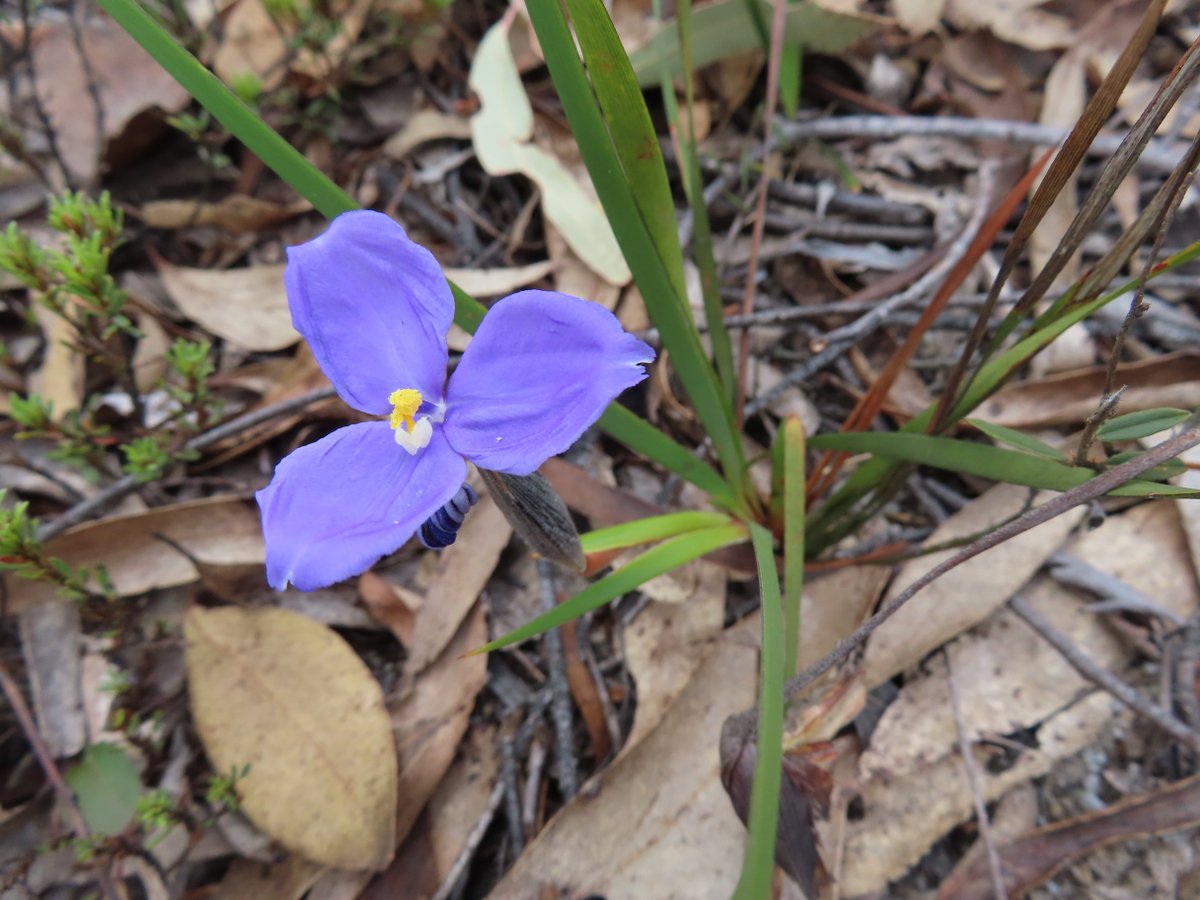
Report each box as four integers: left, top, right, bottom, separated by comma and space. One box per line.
65, 743, 141, 836
779, 43, 802, 119
580, 510, 732, 554
528, 0, 751, 499
809, 431, 1198, 498
630, 0, 876, 84
565, 0, 688, 304
472, 523, 748, 653
967, 419, 1066, 461
734, 523, 785, 898
1098, 407, 1190, 442
779, 417, 805, 678
1106, 451, 1187, 482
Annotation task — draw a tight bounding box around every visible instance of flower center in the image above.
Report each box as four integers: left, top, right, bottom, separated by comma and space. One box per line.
388, 388, 433, 455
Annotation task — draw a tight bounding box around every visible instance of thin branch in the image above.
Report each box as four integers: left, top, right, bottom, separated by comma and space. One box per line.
537, 559, 578, 800
1010, 594, 1200, 754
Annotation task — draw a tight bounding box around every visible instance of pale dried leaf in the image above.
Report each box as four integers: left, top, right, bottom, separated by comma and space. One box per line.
18, 600, 85, 757
490, 616, 758, 898
862, 482, 1085, 686
893, 0, 945, 33
469, 18, 630, 286
7, 497, 264, 612
358, 571, 420, 647
214, 856, 326, 900
427, 725, 499, 881
443, 260, 555, 298
382, 109, 472, 159
155, 260, 298, 352
797, 565, 890, 672
623, 560, 726, 752
392, 604, 489, 851
841, 691, 1122, 895
140, 196, 312, 233
186, 606, 397, 870
944, 0, 1076, 50
405, 494, 511, 673
30, 305, 84, 419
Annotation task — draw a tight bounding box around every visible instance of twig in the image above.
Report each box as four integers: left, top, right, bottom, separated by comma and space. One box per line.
1047, 551, 1185, 625
537, 559, 578, 800
497, 716, 525, 858
1072, 387, 1126, 467
785, 419, 1200, 703
431, 781, 505, 900
1010, 594, 1200, 754
945, 650, 1006, 900
774, 115, 1185, 174
17, 0, 77, 189
37, 386, 338, 541
0, 655, 120, 899
68, 0, 106, 175
746, 161, 998, 418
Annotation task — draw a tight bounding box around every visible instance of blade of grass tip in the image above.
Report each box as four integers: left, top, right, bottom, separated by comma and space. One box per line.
779, 43, 801, 119
734, 0, 791, 428
564, 0, 689, 306
676, 0, 738, 406
98, 0, 355, 220
780, 417, 805, 678
734, 522, 786, 899
470, 522, 748, 653
526, 0, 752, 502
580, 510, 733, 554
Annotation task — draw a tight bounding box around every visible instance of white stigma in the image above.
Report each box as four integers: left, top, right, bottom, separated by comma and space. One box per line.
394, 416, 433, 454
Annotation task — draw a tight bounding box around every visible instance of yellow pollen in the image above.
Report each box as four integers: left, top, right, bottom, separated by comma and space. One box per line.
388, 388, 423, 431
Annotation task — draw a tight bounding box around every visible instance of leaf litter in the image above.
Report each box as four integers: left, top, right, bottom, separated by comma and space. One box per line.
4, 0, 1200, 896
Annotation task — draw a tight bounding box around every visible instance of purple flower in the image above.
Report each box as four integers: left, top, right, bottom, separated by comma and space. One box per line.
256, 211, 655, 591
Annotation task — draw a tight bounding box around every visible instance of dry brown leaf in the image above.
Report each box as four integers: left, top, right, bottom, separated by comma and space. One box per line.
893, 0, 945, 33
490, 616, 758, 898
6, 497, 264, 612
382, 109, 472, 159
18, 600, 85, 758
862, 482, 1085, 686
943, 0, 1076, 50
404, 494, 511, 674
841, 691, 1122, 895
425, 725, 499, 881
131, 310, 173, 392
186, 606, 398, 870
622, 559, 726, 753
358, 571, 421, 647
391, 604, 489, 852
214, 856, 326, 900
977, 351, 1200, 429
30, 305, 84, 420
30, 18, 189, 185
155, 260, 298, 352
442, 260, 555, 298
140, 196, 312, 233
796, 565, 890, 672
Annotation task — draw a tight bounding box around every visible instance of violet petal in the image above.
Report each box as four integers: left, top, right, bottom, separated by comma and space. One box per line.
443, 290, 654, 475
257, 421, 465, 590
285, 210, 453, 415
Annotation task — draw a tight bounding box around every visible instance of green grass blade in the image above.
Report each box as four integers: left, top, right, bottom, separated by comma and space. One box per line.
98, 0, 356, 220
1098, 408, 1190, 442
472, 522, 749, 653
580, 510, 733, 554
564, 0, 687, 304
779, 417, 805, 678
780, 43, 802, 119
808, 431, 1200, 498
967, 419, 1066, 461
734, 522, 785, 898
597, 405, 742, 512
676, 0, 738, 405
527, 0, 750, 499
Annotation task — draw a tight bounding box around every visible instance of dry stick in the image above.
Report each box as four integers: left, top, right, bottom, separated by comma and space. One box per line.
945, 651, 1007, 900
431, 781, 505, 900
785, 420, 1200, 703
1009, 594, 1200, 754
17, 0, 77, 190
37, 385, 338, 542
745, 165, 998, 419
0, 656, 121, 900
536, 559, 579, 800
732, 0, 790, 427
773, 115, 1186, 174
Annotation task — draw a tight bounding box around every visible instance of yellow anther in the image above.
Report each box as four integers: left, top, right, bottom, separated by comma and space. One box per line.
388, 388, 423, 431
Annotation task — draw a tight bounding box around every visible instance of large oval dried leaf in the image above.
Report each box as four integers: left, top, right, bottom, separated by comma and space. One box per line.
185, 606, 397, 870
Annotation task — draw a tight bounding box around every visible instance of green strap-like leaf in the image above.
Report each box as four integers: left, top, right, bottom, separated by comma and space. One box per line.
472, 522, 748, 653
779, 417, 805, 679
1098, 407, 1191, 442
808, 431, 1200, 498
967, 419, 1066, 461
734, 523, 785, 898
580, 510, 733, 554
